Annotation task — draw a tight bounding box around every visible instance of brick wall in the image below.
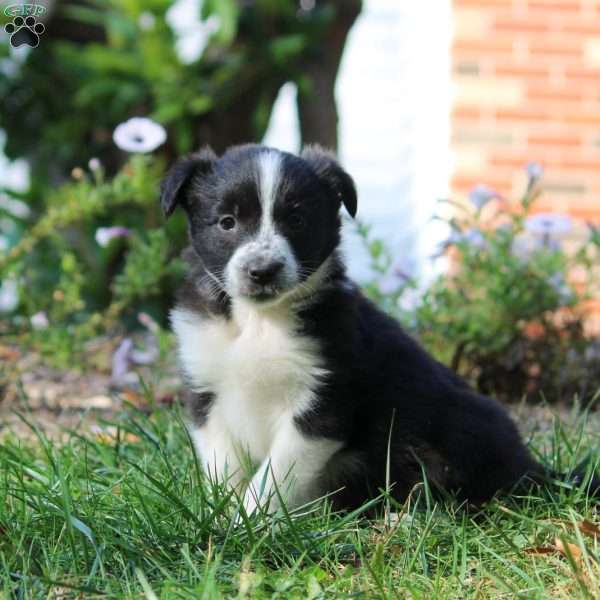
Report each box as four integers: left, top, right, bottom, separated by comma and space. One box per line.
451, 0, 600, 327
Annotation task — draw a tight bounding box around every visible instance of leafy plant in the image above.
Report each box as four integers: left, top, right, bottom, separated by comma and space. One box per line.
0, 148, 184, 368
360, 166, 600, 403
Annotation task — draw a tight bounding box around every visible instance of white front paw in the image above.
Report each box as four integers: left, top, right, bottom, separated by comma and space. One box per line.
234, 486, 280, 525
232, 490, 261, 527
242, 489, 260, 518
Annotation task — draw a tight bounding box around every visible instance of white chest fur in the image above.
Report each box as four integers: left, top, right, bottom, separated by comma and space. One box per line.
171, 301, 328, 464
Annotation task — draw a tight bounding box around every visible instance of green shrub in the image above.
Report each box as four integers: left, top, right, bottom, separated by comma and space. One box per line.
0, 150, 184, 367
360, 165, 600, 403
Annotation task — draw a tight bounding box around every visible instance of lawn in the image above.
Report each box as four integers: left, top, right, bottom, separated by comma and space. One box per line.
1, 395, 599, 599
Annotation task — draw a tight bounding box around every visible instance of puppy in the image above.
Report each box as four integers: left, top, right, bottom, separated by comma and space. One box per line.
161, 144, 598, 515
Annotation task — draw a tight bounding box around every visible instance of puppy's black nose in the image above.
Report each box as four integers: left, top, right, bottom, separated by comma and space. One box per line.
247, 260, 284, 285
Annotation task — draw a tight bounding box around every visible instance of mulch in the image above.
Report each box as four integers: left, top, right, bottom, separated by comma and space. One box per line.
1, 350, 598, 443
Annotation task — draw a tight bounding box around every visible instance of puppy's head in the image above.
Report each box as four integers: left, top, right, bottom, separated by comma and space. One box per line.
161, 144, 357, 304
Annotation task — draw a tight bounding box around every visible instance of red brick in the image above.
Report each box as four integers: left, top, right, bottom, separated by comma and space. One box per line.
562, 111, 600, 126
489, 149, 600, 168
565, 66, 600, 80
527, 1, 583, 12
526, 84, 584, 102
494, 107, 551, 121
452, 106, 486, 120
559, 17, 600, 35
455, 0, 514, 6
452, 174, 513, 196
492, 15, 550, 33
494, 63, 551, 79
569, 206, 600, 220
528, 133, 582, 147
560, 158, 600, 170
494, 106, 600, 126
528, 39, 583, 58
453, 38, 517, 55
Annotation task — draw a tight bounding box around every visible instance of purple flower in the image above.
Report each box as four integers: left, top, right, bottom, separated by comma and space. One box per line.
111, 334, 159, 388
524, 213, 572, 238
111, 338, 134, 387
435, 228, 488, 257
469, 184, 501, 211
377, 256, 417, 295
525, 161, 544, 186
95, 226, 130, 247
463, 228, 487, 249
512, 233, 561, 260
547, 273, 574, 305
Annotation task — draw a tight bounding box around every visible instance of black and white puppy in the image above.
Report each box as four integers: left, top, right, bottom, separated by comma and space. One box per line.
162, 144, 597, 515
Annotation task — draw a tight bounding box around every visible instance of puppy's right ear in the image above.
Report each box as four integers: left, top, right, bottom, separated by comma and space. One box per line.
160, 147, 216, 218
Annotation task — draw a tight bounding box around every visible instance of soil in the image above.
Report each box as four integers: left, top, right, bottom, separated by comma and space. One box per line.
1, 348, 598, 444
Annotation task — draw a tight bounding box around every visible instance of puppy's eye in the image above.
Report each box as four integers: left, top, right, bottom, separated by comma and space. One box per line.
288, 214, 305, 231
219, 215, 236, 231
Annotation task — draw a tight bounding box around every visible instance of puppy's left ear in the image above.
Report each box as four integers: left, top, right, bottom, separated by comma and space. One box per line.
160, 147, 216, 218
301, 145, 357, 218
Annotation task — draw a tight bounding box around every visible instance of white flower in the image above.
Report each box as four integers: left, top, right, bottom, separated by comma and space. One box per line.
138, 11, 156, 31
166, 0, 221, 63
524, 213, 572, 237
88, 157, 102, 172
0, 194, 30, 218
299, 0, 316, 10
468, 184, 500, 211
95, 226, 130, 247
113, 117, 167, 153
0, 279, 18, 312
30, 311, 49, 330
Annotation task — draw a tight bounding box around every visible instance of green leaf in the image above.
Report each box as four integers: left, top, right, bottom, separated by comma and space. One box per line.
269, 35, 307, 64
202, 0, 239, 45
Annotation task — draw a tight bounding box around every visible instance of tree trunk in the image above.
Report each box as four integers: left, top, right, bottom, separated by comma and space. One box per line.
297, 0, 363, 152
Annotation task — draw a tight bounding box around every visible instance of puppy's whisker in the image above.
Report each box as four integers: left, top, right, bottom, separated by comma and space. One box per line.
202, 267, 226, 292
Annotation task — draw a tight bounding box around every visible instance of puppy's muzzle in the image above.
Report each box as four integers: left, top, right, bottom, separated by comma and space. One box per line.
246, 258, 284, 287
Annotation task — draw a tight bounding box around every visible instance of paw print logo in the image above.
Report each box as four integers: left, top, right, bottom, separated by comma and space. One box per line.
4, 15, 45, 48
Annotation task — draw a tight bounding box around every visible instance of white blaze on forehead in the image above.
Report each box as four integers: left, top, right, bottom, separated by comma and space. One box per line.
257, 151, 282, 234
223, 149, 299, 300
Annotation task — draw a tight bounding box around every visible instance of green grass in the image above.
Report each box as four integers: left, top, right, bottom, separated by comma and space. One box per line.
1, 401, 599, 599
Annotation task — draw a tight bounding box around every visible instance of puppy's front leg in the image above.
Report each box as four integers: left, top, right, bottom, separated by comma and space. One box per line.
190, 393, 247, 491
242, 420, 342, 517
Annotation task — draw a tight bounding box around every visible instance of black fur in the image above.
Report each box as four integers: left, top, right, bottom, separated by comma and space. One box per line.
186, 390, 215, 427
163, 144, 599, 510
